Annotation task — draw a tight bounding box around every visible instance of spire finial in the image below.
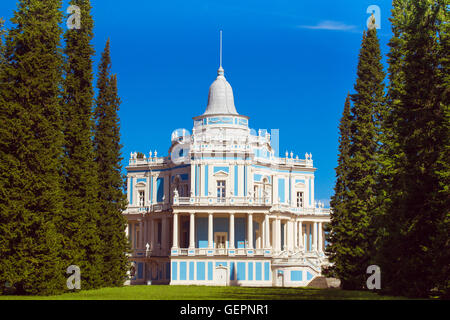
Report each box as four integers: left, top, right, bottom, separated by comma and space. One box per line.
218, 30, 224, 76
220, 30, 223, 68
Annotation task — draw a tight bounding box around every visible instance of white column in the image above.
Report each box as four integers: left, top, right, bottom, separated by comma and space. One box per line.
299, 220, 303, 249
172, 213, 179, 249
276, 218, 281, 252
318, 222, 323, 253
313, 221, 317, 251
261, 218, 265, 249
143, 218, 147, 247
208, 212, 213, 249
162, 216, 168, 252
304, 223, 308, 252
287, 220, 294, 252
139, 219, 144, 249
271, 219, 276, 249
189, 213, 195, 249
190, 164, 195, 197
247, 213, 253, 249
229, 213, 235, 249
265, 214, 270, 248
150, 218, 155, 250
293, 219, 298, 250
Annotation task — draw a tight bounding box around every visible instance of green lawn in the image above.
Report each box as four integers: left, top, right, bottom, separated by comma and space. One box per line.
0, 285, 408, 300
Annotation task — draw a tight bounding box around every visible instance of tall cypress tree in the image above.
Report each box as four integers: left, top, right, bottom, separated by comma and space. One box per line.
94, 40, 130, 287
0, 0, 65, 295
324, 94, 353, 280
376, 0, 449, 298
328, 24, 386, 290
61, 0, 102, 290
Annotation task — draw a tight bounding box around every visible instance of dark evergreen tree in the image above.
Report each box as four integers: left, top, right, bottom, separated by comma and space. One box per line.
376, 0, 449, 298
0, 0, 65, 295
324, 94, 352, 280
61, 0, 102, 290
94, 40, 130, 287
327, 23, 385, 290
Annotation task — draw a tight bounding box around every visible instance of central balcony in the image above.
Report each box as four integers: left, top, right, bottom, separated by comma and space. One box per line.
173, 196, 271, 207
171, 247, 272, 257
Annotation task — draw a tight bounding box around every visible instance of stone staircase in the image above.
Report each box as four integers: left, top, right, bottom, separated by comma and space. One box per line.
307, 276, 341, 289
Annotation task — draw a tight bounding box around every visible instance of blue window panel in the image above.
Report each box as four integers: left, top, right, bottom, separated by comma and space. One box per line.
213, 166, 229, 174
254, 174, 262, 182
150, 176, 153, 202
230, 262, 235, 280
196, 217, 208, 248
255, 262, 262, 280
197, 262, 205, 281
234, 165, 238, 196
208, 262, 213, 281
264, 262, 270, 281
172, 262, 177, 280
136, 178, 146, 183
180, 173, 189, 181
237, 262, 246, 281
291, 271, 302, 281
204, 165, 209, 196
156, 177, 164, 202
180, 262, 187, 280
189, 261, 194, 280
235, 218, 246, 248
278, 178, 285, 203
130, 177, 133, 204
248, 262, 253, 281
307, 271, 313, 281
309, 179, 311, 205
295, 179, 305, 184
137, 262, 143, 279
289, 178, 291, 202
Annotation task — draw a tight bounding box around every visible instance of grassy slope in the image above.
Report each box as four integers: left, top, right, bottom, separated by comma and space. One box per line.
0, 285, 408, 300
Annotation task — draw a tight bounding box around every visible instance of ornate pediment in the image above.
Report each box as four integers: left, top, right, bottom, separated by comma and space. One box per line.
213, 170, 229, 177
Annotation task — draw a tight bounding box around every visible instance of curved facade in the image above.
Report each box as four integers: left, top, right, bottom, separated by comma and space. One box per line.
123, 66, 331, 287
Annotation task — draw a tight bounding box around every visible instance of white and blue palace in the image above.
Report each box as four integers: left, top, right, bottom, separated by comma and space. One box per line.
123, 62, 331, 287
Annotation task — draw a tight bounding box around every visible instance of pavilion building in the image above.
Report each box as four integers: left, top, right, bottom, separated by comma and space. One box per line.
123, 63, 331, 287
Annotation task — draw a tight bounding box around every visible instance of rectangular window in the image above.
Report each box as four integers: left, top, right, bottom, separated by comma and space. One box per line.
217, 180, 226, 202
139, 190, 145, 206
297, 192, 304, 208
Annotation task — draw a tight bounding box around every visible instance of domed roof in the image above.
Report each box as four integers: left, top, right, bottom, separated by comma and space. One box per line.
203, 67, 238, 115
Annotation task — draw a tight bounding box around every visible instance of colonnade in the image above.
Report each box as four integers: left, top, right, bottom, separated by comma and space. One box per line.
171, 212, 326, 253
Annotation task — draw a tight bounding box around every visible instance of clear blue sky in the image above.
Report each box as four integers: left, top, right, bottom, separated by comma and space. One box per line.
0, 0, 394, 206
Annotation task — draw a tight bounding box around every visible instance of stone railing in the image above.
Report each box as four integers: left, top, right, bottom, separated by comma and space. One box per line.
124, 203, 170, 214
173, 196, 271, 207
128, 156, 169, 166
171, 247, 271, 257
270, 204, 331, 216
132, 247, 169, 258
